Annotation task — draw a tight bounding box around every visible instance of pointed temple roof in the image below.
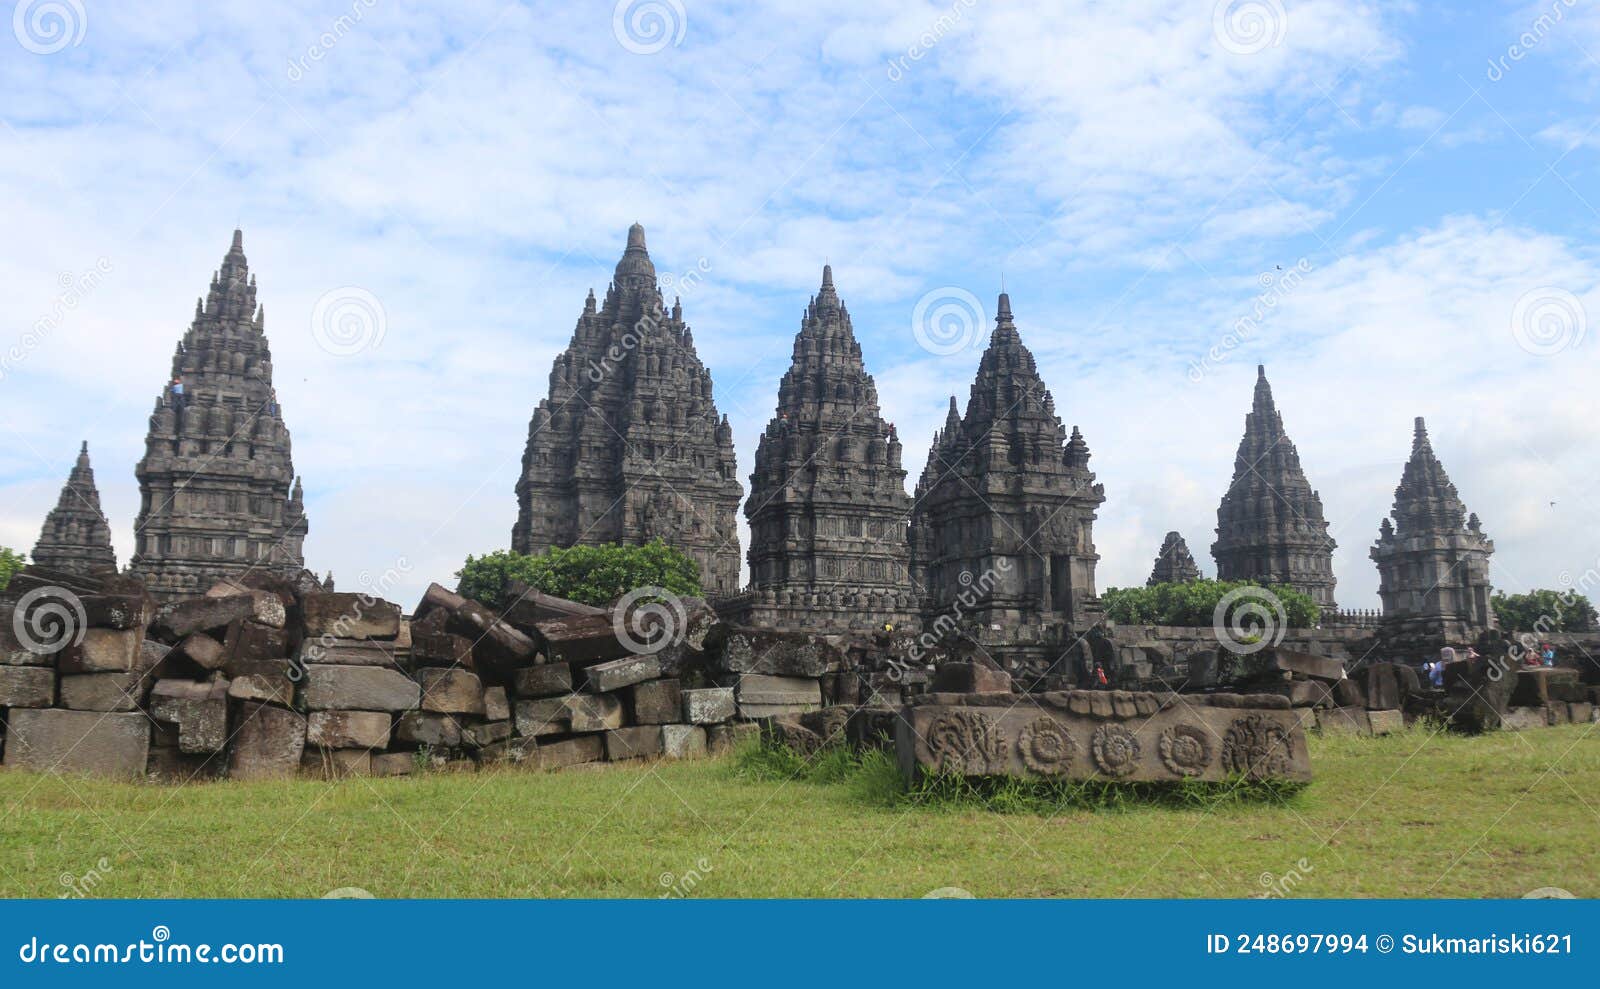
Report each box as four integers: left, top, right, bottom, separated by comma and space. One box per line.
1212, 365, 1338, 608
1147, 530, 1201, 586
513, 225, 743, 595
31, 441, 118, 575
1389, 417, 1471, 535
740, 266, 914, 627
129, 230, 310, 601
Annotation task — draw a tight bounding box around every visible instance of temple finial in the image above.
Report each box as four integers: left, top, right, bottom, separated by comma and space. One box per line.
627, 223, 646, 250
231, 228, 243, 251
997, 291, 1012, 320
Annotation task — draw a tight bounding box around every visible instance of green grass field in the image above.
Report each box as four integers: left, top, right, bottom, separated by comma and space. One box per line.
1, 725, 1595, 898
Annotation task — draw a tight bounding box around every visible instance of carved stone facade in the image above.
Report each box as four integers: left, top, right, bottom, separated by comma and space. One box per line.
731, 267, 917, 629
1147, 530, 1201, 585
512, 225, 742, 595
908, 294, 1106, 644
1371, 417, 1495, 642
31, 442, 117, 575
1211, 366, 1337, 608
129, 231, 310, 602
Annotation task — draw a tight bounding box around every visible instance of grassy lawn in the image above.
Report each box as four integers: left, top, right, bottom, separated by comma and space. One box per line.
1, 725, 1596, 898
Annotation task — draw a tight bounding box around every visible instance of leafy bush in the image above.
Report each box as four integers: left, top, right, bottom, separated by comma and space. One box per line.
0, 547, 23, 592
455, 540, 700, 610
1101, 578, 1320, 629
1491, 589, 1596, 634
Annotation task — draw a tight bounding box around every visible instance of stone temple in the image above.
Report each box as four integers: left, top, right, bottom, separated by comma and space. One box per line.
728, 266, 918, 631
128, 230, 311, 602
1371, 417, 1495, 645
512, 225, 743, 596
30, 442, 117, 575
908, 293, 1105, 656
1211, 365, 1337, 608
1147, 531, 1201, 586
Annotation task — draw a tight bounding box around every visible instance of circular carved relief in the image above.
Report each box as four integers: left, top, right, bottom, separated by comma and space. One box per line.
1090, 723, 1141, 778
1017, 717, 1076, 776
1158, 723, 1213, 778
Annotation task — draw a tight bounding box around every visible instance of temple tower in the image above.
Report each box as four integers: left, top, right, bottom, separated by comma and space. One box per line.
908, 293, 1106, 658
129, 230, 310, 601
512, 225, 742, 595
1147, 531, 1201, 585
734, 266, 916, 630
1211, 365, 1337, 608
31, 442, 118, 575
1371, 417, 1495, 643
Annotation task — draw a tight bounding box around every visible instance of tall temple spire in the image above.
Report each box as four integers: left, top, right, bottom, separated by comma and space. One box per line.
1372, 417, 1495, 646
31, 441, 118, 575
1147, 531, 1201, 586
908, 292, 1107, 672
513, 225, 742, 595
1211, 365, 1337, 609
129, 230, 312, 601
735, 265, 915, 630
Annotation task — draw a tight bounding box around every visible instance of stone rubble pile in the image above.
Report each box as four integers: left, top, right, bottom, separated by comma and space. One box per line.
0, 567, 915, 781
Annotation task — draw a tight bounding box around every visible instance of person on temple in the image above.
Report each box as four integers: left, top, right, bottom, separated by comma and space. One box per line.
1541, 642, 1557, 668
1425, 646, 1455, 688
171, 375, 186, 410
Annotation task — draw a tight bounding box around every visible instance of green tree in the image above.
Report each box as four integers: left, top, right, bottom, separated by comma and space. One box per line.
1491, 589, 1596, 634
455, 540, 701, 610
1101, 579, 1320, 629
0, 547, 24, 592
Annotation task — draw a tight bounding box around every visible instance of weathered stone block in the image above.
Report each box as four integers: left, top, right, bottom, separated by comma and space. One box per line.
1547, 702, 1571, 725
59, 671, 151, 711
227, 673, 294, 707
1501, 707, 1548, 731
371, 752, 415, 777
712, 628, 841, 677
661, 724, 706, 759
303, 665, 419, 712
536, 734, 605, 770
567, 693, 625, 733
149, 679, 230, 753
1316, 705, 1371, 735
156, 595, 255, 638
466, 720, 512, 748
707, 721, 758, 753
306, 710, 392, 750
1333, 677, 1366, 708
1365, 663, 1401, 711
176, 632, 227, 670
894, 699, 1311, 783
417, 668, 485, 716
301, 593, 402, 640
297, 638, 399, 667
393, 711, 462, 748
411, 631, 473, 668
3, 709, 149, 778
1367, 709, 1404, 735
930, 661, 1013, 694
735, 673, 822, 718
59, 628, 141, 673
300, 748, 371, 779
0, 666, 55, 707
513, 698, 570, 737
584, 653, 661, 693
682, 686, 736, 725
222, 620, 289, 670
483, 686, 511, 722
631, 678, 682, 724
1571, 701, 1594, 724
605, 725, 664, 760
228, 702, 306, 780
535, 613, 630, 665
513, 663, 572, 698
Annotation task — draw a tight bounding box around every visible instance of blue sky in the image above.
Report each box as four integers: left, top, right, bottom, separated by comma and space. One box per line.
1, 0, 1597, 611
